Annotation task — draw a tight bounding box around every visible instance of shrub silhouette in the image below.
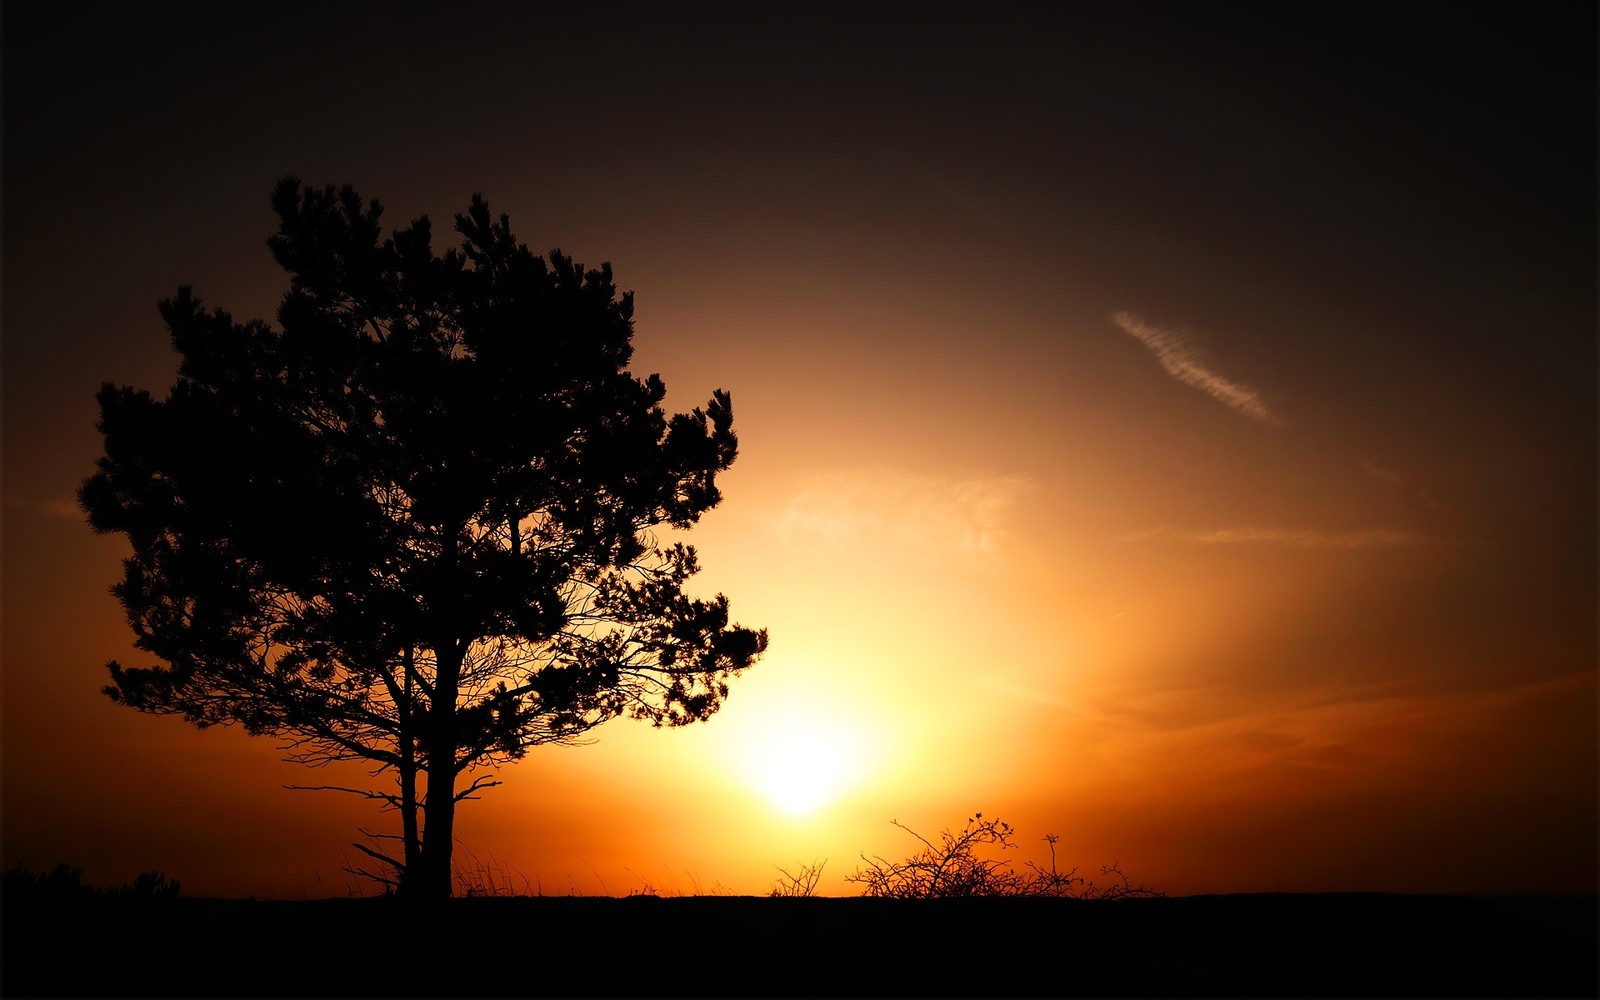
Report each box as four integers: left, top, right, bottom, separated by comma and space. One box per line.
3, 862, 181, 900
2, 862, 92, 900
849, 814, 1025, 898
770, 859, 827, 897
847, 814, 1162, 899
1025, 834, 1163, 900
119, 869, 182, 899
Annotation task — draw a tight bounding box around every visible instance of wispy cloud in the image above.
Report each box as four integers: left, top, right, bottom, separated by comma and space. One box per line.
4, 495, 80, 519
1112, 311, 1282, 426
1069, 670, 1595, 780
779, 468, 1030, 562
1118, 525, 1457, 548
923, 165, 999, 229
1363, 461, 1451, 512
1361, 462, 1403, 486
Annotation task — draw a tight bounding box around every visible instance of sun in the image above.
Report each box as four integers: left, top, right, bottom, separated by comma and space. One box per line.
706, 664, 881, 819
749, 723, 854, 816
716, 693, 877, 818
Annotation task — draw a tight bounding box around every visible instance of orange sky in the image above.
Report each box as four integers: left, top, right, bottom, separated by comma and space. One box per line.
4, 4, 1596, 898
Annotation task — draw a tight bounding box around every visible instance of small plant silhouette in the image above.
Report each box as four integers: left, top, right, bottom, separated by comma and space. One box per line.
770, 859, 827, 897
847, 814, 1163, 899
1024, 833, 1163, 900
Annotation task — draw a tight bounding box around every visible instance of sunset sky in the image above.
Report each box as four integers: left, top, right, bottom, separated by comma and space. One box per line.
4, 4, 1595, 899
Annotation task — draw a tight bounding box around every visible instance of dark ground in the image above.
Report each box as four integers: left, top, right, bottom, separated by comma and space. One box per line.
2, 892, 1595, 998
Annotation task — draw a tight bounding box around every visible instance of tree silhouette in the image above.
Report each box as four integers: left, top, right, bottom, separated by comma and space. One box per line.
79, 178, 768, 899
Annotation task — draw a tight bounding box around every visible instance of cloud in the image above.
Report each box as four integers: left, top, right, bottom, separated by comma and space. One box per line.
1361, 462, 1403, 486
779, 468, 1030, 562
1071, 670, 1595, 779
1112, 311, 1283, 426
1117, 525, 1457, 548
3, 495, 80, 519
1363, 461, 1452, 512
923, 165, 999, 229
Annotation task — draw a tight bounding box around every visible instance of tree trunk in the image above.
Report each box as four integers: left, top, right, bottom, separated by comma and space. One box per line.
414, 766, 456, 899
413, 640, 462, 900
397, 685, 421, 890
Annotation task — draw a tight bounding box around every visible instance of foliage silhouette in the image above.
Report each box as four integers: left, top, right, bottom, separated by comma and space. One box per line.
3, 863, 181, 900
2, 863, 95, 901
847, 814, 1163, 899
80, 178, 768, 900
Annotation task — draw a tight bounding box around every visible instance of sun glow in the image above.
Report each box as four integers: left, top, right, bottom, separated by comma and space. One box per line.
748, 721, 854, 816
713, 675, 878, 818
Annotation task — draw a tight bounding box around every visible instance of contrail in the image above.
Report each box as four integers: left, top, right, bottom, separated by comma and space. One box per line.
1112, 311, 1283, 426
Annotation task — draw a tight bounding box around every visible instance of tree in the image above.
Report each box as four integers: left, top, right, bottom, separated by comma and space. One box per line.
79, 178, 769, 899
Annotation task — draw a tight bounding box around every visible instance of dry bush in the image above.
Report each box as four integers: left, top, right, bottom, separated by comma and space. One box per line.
847, 814, 1163, 900
1025, 833, 1163, 900
848, 813, 1026, 898
770, 860, 827, 897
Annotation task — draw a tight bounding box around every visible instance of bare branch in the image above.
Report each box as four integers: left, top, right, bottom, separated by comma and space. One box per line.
454, 775, 502, 801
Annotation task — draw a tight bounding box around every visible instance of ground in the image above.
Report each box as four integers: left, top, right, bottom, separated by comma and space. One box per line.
3, 892, 1595, 997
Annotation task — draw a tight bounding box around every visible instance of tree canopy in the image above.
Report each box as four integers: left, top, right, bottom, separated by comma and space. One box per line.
80, 178, 768, 898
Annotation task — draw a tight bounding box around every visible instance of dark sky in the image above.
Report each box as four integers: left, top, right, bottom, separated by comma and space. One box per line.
4, 3, 1595, 898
